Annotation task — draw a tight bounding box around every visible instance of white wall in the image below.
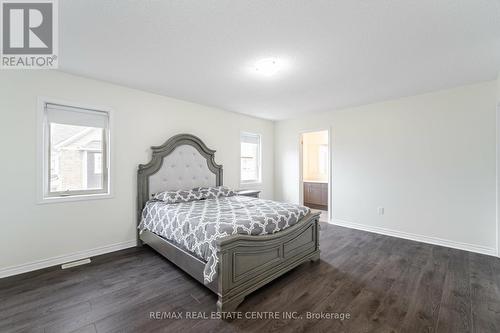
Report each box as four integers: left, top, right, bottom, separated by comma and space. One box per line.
275, 81, 498, 255
497, 72, 500, 98
0, 71, 274, 275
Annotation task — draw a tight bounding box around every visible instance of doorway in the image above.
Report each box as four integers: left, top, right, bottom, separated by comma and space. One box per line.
300, 130, 330, 223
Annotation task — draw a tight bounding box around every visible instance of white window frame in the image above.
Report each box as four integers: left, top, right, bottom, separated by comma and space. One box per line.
240, 131, 262, 185
37, 97, 113, 204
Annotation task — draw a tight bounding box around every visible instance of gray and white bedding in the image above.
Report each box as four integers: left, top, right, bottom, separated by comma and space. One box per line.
138, 194, 310, 283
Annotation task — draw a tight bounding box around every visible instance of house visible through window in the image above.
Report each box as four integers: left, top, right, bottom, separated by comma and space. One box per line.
43, 102, 110, 199
240, 132, 261, 184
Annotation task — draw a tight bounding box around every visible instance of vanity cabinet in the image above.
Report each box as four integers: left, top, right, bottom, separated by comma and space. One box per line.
303, 182, 328, 210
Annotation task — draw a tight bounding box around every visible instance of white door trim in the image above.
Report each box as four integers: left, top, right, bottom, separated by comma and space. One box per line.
497, 102, 500, 257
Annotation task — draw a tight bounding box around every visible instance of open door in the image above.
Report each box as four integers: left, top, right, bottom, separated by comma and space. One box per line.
300, 130, 330, 222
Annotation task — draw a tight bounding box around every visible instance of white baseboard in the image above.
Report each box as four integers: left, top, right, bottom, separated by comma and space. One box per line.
331, 218, 498, 257
0, 240, 137, 279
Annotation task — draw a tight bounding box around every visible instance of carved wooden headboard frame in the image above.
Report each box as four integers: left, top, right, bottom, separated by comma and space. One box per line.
137, 133, 223, 226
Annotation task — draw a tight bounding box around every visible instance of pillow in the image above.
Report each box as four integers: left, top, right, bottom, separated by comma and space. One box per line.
153, 189, 203, 204
199, 186, 236, 199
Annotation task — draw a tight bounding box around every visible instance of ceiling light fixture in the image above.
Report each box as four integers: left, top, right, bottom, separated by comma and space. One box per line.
254, 57, 282, 77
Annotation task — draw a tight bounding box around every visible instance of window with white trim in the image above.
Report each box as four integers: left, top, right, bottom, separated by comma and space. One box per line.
42, 102, 110, 199
240, 132, 261, 184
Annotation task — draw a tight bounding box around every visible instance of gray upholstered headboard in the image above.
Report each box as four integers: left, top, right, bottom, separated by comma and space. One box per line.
137, 133, 223, 223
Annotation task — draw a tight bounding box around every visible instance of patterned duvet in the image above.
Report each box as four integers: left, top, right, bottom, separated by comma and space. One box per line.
138, 195, 310, 283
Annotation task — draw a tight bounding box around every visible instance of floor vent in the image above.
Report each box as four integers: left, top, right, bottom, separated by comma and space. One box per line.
61, 258, 91, 269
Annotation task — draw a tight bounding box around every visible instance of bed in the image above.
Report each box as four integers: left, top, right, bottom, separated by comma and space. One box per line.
137, 133, 320, 312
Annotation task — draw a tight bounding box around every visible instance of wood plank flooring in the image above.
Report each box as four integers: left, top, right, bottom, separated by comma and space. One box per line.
1, 223, 500, 333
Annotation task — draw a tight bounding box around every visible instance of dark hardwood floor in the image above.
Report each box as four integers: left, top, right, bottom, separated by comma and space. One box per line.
1, 223, 500, 333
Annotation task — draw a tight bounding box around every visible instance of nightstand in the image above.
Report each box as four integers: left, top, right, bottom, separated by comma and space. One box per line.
236, 189, 261, 198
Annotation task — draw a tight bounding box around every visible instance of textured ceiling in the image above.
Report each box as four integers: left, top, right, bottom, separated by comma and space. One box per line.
59, 0, 500, 120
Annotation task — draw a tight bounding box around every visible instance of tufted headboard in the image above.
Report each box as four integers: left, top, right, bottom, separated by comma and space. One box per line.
137, 134, 223, 224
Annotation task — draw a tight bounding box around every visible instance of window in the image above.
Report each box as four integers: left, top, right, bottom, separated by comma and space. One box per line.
40, 101, 110, 201
240, 132, 261, 184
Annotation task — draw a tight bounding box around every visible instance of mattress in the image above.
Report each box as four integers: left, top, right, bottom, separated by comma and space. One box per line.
138, 195, 310, 283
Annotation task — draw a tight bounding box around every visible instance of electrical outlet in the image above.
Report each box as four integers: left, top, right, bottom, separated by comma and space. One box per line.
377, 207, 384, 215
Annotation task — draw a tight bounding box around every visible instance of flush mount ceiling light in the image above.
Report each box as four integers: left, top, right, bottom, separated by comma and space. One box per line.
254, 57, 283, 77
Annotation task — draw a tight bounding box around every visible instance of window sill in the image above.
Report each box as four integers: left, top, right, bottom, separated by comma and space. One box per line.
38, 192, 113, 204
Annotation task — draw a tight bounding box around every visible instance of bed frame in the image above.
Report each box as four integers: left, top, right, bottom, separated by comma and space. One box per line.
137, 133, 320, 312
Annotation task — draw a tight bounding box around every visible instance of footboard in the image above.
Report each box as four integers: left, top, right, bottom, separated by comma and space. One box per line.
215, 212, 320, 312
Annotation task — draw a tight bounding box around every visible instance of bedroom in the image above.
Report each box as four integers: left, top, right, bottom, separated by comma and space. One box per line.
0, 0, 499, 332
